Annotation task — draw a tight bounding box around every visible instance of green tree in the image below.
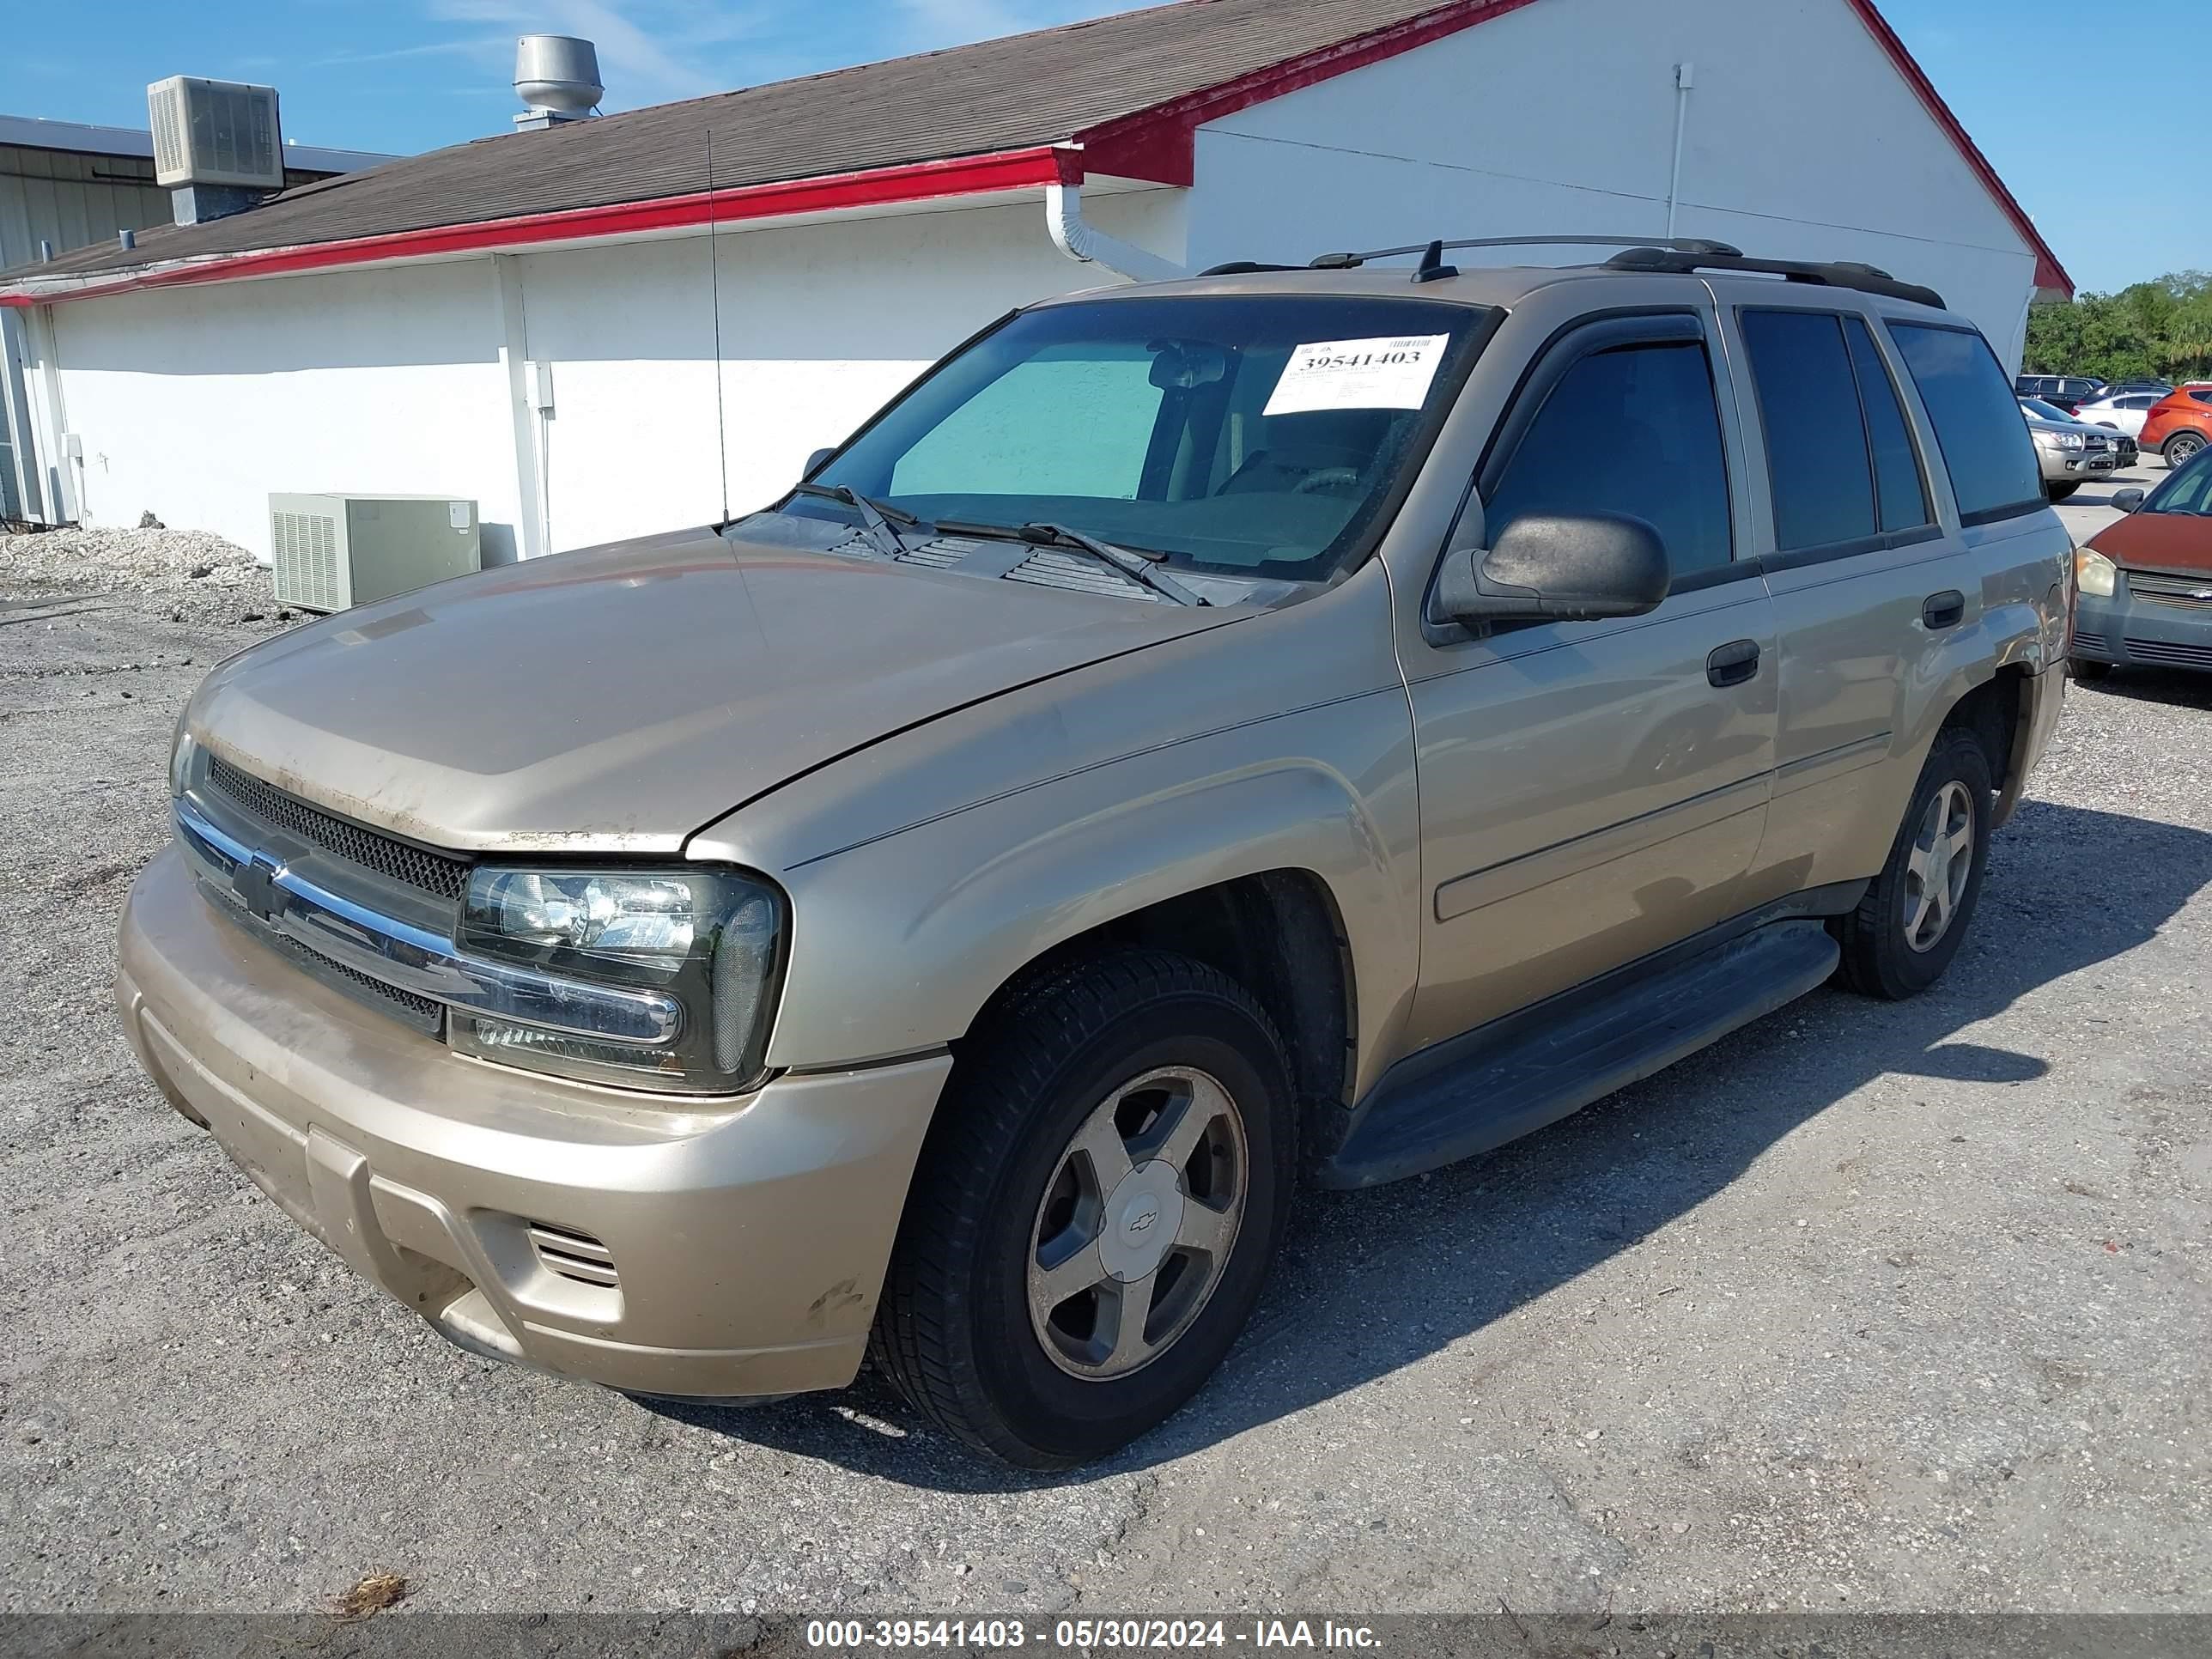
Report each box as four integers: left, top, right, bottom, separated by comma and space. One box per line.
2024, 271, 2212, 382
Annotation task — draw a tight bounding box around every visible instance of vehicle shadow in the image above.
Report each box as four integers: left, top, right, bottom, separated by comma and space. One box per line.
2072, 665, 2212, 714
641, 798, 2211, 1492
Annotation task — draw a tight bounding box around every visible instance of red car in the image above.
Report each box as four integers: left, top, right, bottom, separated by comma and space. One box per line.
2139, 385, 2212, 468
2069, 447, 2212, 679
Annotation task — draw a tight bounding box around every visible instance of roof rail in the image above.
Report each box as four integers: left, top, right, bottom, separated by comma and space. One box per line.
1307, 234, 1743, 269
1601, 246, 1945, 308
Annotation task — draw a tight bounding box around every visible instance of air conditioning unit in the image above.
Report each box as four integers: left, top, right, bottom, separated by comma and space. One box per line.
268, 494, 482, 614
148, 76, 283, 190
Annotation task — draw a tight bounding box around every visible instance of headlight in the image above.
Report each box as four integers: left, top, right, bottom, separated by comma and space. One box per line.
2075, 547, 2117, 598
2054, 431, 2085, 451
453, 866, 785, 1095
168, 720, 198, 798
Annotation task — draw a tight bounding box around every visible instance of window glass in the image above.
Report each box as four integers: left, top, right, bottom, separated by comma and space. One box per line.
1843, 317, 1930, 532
1888, 323, 2045, 523
807, 295, 1495, 580
2124, 396, 2157, 410
1482, 338, 1732, 577
1741, 309, 1875, 550
890, 344, 1161, 500
2142, 448, 2212, 514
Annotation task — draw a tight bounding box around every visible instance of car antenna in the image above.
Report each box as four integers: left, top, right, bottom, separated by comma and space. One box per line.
1412, 240, 1458, 284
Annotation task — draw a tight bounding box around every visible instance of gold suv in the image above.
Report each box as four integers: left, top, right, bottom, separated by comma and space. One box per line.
118, 240, 2069, 1468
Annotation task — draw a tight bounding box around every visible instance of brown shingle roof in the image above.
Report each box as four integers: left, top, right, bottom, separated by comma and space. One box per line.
15, 0, 1463, 283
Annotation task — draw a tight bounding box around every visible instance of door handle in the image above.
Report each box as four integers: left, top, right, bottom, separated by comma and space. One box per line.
1923, 590, 1966, 629
1706, 638, 1760, 688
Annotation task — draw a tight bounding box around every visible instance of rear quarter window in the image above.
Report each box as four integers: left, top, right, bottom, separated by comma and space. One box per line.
1887, 324, 2046, 526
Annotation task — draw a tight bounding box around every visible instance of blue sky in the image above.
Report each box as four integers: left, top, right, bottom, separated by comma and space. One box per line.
9, 0, 2191, 294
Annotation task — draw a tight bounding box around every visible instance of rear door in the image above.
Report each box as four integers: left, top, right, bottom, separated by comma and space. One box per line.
1397, 301, 1778, 1053
1723, 301, 1986, 902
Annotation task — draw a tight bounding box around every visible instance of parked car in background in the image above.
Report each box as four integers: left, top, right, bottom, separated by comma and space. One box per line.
2015, 374, 2106, 411
2073, 390, 2160, 438
2106, 381, 2174, 398
2070, 446, 2212, 680
2141, 386, 2212, 468
2021, 398, 2120, 498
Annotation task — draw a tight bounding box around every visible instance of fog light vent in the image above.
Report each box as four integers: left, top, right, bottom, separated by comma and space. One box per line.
527, 1222, 618, 1287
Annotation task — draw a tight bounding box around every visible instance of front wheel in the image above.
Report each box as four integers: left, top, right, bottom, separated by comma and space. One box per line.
2070, 658, 2113, 682
1833, 728, 1994, 1000
870, 950, 1296, 1468
2166, 431, 2208, 468
2045, 481, 2080, 501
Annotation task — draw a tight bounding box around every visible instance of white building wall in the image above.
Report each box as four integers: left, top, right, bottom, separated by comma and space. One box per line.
43, 260, 520, 558
1187, 0, 2041, 368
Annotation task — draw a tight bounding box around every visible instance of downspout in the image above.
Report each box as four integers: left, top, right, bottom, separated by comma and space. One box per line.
1664, 62, 1694, 239
1046, 152, 1182, 283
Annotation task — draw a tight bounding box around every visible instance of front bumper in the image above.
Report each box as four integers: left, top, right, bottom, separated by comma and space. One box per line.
2072, 583, 2212, 674
117, 842, 950, 1398
2038, 447, 2118, 482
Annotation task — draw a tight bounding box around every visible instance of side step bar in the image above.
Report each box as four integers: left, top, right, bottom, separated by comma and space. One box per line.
1318, 920, 1840, 1189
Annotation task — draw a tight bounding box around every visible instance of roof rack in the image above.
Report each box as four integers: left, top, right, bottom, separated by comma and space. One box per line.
1307, 234, 1745, 269
1295, 233, 1946, 309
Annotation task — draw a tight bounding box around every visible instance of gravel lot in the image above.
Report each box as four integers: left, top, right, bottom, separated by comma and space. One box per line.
3, 481, 2207, 1622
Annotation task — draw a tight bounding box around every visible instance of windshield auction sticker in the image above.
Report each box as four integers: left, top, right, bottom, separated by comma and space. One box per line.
1262, 335, 1450, 416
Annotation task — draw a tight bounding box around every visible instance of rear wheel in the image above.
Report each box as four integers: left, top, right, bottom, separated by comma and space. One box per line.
1834, 728, 1993, 1000
2045, 481, 2080, 501
2166, 430, 2208, 468
871, 950, 1295, 1468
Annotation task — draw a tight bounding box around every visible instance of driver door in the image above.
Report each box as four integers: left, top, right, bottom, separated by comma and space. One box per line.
1400, 307, 1779, 1053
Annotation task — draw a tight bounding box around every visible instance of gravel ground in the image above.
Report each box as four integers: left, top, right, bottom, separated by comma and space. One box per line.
2, 498, 2207, 1622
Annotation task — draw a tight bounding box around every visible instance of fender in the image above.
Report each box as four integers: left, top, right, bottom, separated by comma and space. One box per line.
728, 694, 1423, 1096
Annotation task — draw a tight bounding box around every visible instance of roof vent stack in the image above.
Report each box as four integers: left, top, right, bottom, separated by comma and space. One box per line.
149, 76, 285, 226
514, 36, 603, 131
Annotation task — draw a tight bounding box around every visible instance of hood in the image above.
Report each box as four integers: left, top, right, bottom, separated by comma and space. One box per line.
2025, 415, 2098, 438
2088, 510, 2212, 576
188, 525, 1243, 855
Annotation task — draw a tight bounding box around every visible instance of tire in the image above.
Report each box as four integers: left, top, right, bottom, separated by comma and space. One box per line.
2165, 431, 2207, 468
870, 949, 1296, 1468
1832, 727, 1994, 1000
2070, 658, 2113, 682
2045, 481, 2080, 501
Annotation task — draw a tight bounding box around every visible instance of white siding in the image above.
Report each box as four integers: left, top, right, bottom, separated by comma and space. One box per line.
1188, 0, 2041, 368
45, 261, 520, 558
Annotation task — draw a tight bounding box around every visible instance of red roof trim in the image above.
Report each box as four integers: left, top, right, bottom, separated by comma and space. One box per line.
1839, 0, 2069, 296
0, 146, 1071, 308
1077, 0, 1542, 185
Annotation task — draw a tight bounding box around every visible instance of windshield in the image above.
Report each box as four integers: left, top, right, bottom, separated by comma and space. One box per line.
2021, 398, 2074, 422
792, 295, 1497, 581
2142, 448, 2212, 514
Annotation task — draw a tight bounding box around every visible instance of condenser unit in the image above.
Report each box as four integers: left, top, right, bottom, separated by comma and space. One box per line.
268, 494, 482, 613
148, 77, 284, 191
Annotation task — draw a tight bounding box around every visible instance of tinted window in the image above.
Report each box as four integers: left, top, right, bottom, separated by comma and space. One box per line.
2124, 396, 2157, 410
1741, 310, 1875, 550
1482, 338, 1732, 578
2191, 389, 2212, 405
1888, 323, 2045, 524
1844, 318, 1931, 532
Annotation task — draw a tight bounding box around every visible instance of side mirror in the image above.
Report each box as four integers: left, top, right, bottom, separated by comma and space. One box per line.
1435, 512, 1672, 628
2112, 487, 2144, 514
803, 447, 836, 479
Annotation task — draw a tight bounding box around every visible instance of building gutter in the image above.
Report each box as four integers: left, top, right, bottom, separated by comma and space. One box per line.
1043, 149, 1182, 282
0, 147, 1074, 308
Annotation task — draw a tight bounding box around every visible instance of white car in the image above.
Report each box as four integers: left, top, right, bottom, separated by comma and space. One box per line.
2073, 391, 2160, 437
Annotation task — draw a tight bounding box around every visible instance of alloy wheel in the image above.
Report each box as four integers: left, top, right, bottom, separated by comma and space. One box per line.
1903, 780, 1976, 953
1026, 1066, 1248, 1380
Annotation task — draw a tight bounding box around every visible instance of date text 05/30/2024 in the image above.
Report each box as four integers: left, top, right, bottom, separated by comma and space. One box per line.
805, 1620, 1382, 1650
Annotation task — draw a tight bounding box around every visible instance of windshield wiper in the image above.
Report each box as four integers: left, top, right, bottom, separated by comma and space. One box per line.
933, 519, 1206, 607
789, 482, 919, 557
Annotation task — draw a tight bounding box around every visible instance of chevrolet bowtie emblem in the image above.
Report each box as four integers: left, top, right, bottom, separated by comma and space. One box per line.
231, 855, 283, 922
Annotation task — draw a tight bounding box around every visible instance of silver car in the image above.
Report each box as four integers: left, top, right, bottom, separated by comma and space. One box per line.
2019, 397, 2119, 500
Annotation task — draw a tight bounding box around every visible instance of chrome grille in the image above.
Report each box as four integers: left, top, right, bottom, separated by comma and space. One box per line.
205, 757, 470, 902
2128, 572, 2212, 611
